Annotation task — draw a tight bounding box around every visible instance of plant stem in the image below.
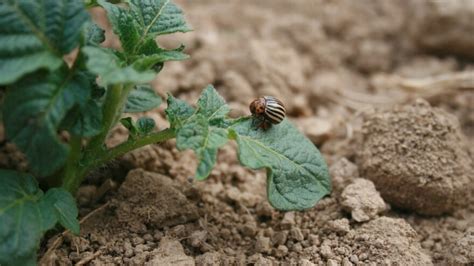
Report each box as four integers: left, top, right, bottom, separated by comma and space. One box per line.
61, 136, 83, 191
79, 128, 176, 178
62, 84, 125, 193
61, 84, 170, 193
86, 84, 124, 151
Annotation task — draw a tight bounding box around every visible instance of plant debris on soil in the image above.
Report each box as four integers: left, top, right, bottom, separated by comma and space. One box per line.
1, 0, 472, 265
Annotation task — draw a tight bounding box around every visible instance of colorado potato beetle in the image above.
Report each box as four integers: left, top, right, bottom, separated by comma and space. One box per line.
249, 96, 286, 130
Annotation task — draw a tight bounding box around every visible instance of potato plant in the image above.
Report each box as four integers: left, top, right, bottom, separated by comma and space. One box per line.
0, 0, 331, 264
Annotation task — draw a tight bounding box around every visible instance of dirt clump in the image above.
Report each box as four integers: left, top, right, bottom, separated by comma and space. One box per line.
340, 178, 388, 222
294, 117, 333, 145
114, 169, 199, 229
410, 0, 474, 59
445, 227, 474, 265
0, 143, 28, 172
351, 217, 433, 265
356, 99, 473, 215
41, 169, 201, 265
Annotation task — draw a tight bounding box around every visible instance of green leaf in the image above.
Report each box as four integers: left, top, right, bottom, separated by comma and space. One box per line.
230, 119, 331, 211
2, 70, 90, 176
120, 116, 155, 138
137, 117, 156, 134
42, 188, 80, 234
97, 0, 140, 54
176, 115, 228, 180
84, 22, 106, 46
98, 0, 189, 56
63, 100, 103, 137
83, 46, 155, 85
0, 0, 89, 84
171, 86, 230, 180
120, 117, 138, 136
128, 0, 191, 38
132, 50, 189, 71
165, 93, 195, 129
197, 85, 230, 121
137, 117, 155, 135
124, 85, 162, 113
0, 170, 79, 266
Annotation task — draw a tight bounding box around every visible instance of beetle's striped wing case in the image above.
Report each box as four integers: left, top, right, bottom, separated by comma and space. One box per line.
263, 96, 286, 124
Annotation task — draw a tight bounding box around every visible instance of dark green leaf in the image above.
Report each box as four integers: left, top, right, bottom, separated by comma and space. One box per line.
42, 188, 80, 234
63, 100, 103, 137
230, 119, 331, 211
176, 115, 228, 180
97, 0, 140, 54
128, 0, 191, 38
124, 85, 162, 113
165, 93, 195, 129
137, 117, 155, 134
82, 46, 155, 85
2, 70, 90, 176
0, 170, 79, 266
98, 0, 189, 57
0, 0, 89, 84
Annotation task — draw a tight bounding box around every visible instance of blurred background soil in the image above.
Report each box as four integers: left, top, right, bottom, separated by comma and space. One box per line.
1, 0, 473, 265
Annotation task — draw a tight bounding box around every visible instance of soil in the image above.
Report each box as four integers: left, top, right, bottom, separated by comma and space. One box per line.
1, 0, 473, 265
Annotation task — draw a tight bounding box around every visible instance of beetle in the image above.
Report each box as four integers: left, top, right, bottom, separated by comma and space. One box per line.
249, 96, 286, 130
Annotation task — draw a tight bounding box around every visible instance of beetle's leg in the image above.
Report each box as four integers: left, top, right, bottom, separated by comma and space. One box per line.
251, 115, 263, 129
260, 120, 271, 131
251, 115, 257, 128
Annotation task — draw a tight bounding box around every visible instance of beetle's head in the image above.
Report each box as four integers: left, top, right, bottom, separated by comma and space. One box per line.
249, 97, 266, 115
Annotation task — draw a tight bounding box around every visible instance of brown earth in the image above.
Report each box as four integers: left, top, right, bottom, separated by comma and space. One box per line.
1, 0, 473, 265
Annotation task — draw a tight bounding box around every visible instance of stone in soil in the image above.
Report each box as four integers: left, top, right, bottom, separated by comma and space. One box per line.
340, 178, 388, 222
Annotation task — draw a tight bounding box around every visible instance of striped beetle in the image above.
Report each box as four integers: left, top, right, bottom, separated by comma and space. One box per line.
249, 96, 286, 130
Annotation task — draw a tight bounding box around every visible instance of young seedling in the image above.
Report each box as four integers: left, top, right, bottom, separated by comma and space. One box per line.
0, 0, 331, 264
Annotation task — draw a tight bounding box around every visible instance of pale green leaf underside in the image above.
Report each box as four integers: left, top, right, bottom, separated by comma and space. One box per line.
0, 0, 89, 84
0, 170, 79, 266
2, 71, 90, 176
230, 119, 331, 211
82, 46, 155, 85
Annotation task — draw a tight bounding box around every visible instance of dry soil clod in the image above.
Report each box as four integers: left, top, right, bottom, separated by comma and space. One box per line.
356, 99, 473, 215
